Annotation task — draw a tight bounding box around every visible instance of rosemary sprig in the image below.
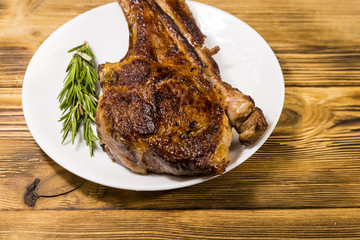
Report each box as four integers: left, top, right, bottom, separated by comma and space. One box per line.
58, 42, 99, 156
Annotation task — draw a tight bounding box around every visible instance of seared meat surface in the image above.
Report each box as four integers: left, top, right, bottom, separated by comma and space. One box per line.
95, 0, 267, 175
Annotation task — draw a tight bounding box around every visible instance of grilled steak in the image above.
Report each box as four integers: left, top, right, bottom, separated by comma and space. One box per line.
95, 0, 267, 175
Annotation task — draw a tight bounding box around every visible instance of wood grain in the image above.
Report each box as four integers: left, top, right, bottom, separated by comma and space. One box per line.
1, 0, 360, 238
1, 87, 360, 210
1, 0, 359, 88
1, 209, 360, 239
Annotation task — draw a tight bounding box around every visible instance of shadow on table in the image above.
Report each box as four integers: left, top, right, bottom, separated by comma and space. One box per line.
73, 143, 282, 210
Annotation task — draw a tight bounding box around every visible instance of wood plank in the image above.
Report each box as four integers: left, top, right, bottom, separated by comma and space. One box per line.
1, 209, 360, 239
1, 150, 360, 210
0, 0, 359, 88
1, 86, 360, 210
275, 46, 360, 87
0, 88, 30, 137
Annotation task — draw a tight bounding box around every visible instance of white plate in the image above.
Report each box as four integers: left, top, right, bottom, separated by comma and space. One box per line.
22, 1, 284, 191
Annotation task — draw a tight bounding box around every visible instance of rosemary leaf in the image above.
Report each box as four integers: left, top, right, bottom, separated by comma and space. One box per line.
58, 42, 99, 156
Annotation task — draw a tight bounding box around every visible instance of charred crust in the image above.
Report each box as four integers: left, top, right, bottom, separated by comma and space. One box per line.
102, 90, 160, 139
96, 0, 236, 175
98, 61, 228, 174
98, 63, 105, 73
189, 121, 197, 129
149, 0, 204, 69
102, 66, 225, 174
117, 59, 151, 86
164, 0, 205, 46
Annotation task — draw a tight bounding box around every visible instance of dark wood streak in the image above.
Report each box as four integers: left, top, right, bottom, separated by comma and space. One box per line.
25, 0, 45, 15
330, 117, 360, 129
276, 45, 360, 87
0, 45, 31, 88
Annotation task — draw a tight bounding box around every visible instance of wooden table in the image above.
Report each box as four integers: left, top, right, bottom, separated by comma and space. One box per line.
1, 0, 360, 238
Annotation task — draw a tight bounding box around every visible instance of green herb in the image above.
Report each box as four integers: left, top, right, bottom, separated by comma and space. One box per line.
58, 42, 99, 156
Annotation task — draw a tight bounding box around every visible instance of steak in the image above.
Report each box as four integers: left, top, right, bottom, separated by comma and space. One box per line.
95, 0, 267, 175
